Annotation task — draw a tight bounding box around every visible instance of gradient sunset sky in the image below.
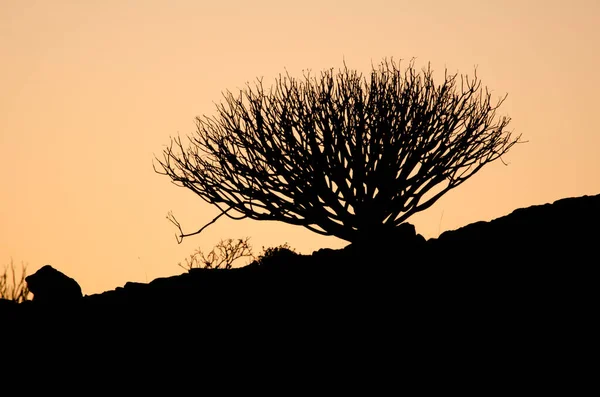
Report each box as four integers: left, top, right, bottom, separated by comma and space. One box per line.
1, 0, 598, 295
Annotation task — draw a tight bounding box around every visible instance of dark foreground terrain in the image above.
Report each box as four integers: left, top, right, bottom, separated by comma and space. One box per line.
4, 193, 599, 314
1, 194, 598, 381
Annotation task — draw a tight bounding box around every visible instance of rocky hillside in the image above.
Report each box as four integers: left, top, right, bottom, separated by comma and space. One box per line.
2, 193, 598, 327
3, 193, 596, 384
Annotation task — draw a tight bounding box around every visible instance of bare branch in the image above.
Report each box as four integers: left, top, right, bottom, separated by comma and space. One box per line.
167, 206, 238, 244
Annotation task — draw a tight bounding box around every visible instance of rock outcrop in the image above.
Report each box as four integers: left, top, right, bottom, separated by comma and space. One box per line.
24, 264, 83, 304
427, 194, 599, 264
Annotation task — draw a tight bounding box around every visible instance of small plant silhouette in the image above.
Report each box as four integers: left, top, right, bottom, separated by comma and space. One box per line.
177, 237, 254, 271
255, 242, 298, 266
0, 259, 31, 302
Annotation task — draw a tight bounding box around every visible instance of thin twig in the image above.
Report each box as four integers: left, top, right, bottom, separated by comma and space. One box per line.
167, 206, 235, 244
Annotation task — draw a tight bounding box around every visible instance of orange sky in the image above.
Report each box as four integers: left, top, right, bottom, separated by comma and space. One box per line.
1, 0, 599, 295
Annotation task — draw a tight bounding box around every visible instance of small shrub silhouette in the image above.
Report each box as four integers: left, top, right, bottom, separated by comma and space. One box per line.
0, 259, 31, 302
177, 237, 254, 271
255, 242, 298, 266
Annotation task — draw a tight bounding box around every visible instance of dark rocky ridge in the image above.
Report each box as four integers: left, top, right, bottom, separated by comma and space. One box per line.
3, 193, 597, 387
2, 193, 598, 337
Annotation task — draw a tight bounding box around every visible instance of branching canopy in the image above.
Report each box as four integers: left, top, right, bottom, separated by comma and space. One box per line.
155, 58, 522, 243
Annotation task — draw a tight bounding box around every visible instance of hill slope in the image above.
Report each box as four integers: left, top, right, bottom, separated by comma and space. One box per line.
3, 193, 598, 332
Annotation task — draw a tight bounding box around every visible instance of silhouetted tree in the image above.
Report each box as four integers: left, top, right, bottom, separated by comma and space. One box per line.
155, 58, 522, 244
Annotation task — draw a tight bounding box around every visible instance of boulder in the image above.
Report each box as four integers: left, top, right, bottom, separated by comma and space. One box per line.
25, 265, 83, 304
